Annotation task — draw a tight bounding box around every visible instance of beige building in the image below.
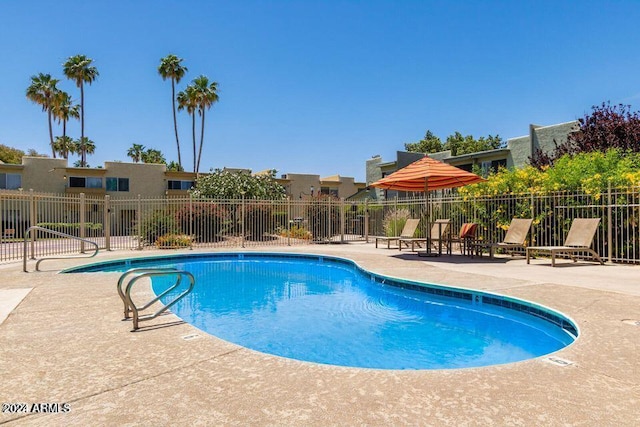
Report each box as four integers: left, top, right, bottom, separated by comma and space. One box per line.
0, 157, 364, 199
0, 157, 197, 197
277, 173, 364, 200
0, 157, 365, 238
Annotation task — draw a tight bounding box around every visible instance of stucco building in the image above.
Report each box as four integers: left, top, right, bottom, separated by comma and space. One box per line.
0, 157, 365, 200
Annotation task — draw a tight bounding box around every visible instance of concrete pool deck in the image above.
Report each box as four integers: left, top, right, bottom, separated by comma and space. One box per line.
1, 244, 639, 426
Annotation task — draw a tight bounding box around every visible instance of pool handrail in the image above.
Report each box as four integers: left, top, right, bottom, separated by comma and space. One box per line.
118, 268, 195, 331
23, 226, 100, 272
117, 267, 186, 318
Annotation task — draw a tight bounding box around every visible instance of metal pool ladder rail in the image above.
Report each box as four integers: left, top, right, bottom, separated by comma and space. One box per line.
23, 226, 100, 272
117, 268, 195, 331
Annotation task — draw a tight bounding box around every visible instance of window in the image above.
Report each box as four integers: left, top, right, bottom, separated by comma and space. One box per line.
481, 159, 507, 176
321, 187, 339, 197
106, 177, 129, 192
492, 159, 507, 170
69, 176, 103, 188
167, 180, 194, 190
86, 177, 102, 188
481, 161, 492, 176
0, 173, 21, 190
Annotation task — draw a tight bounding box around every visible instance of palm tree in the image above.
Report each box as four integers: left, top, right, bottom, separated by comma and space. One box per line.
166, 161, 183, 172
191, 75, 219, 175
141, 149, 166, 164
63, 55, 99, 145
177, 85, 198, 173
53, 136, 76, 159
158, 54, 188, 169
74, 137, 95, 167
26, 73, 60, 157
51, 90, 80, 153
127, 143, 146, 163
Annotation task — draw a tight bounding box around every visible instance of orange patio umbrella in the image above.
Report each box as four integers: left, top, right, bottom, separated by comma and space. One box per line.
370, 155, 486, 193
370, 155, 485, 255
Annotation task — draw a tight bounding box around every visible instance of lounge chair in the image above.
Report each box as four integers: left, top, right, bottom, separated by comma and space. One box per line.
399, 219, 450, 252
473, 218, 533, 258
526, 218, 604, 267
448, 223, 478, 256
375, 218, 420, 249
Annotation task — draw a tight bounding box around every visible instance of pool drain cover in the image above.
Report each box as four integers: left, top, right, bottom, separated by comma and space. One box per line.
544, 356, 574, 367
622, 319, 640, 326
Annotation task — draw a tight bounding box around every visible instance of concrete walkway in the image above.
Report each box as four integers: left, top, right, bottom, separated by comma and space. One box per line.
1, 244, 639, 426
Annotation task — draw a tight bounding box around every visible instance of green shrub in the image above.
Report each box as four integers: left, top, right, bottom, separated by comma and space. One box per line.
155, 234, 193, 248
461, 149, 640, 197
137, 209, 179, 245
272, 210, 288, 229
305, 195, 340, 240
174, 202, 229, 242
244, 203, 273, 240
383, 208, 411, 237
279, 225, 312, 240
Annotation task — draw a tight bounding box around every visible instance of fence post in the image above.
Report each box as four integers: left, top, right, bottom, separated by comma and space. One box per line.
29, 189, 36, 259
287, 196, 291, 246
325, 197, 331, 241
137, 194, 142, 250
241, 194, 245, 248
79, 193, 86, 253
530, 192, 535, 244
340, 198, 345, 243
364, 199, 369, 242
394, 196, 398, 236
104, 195, 111, 251
189, 193, 194, 240
607, 181, 613, 262
0, 193, 4, 256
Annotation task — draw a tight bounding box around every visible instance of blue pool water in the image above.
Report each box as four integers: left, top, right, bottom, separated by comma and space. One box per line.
69, 253, 577, 370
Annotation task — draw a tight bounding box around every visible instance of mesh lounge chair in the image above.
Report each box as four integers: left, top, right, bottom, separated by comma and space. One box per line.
473, 218, 533, 258
526, 218, 604, 267
399, 219, 450, 252
375, 218, 420, 249
448, 223, 478, 256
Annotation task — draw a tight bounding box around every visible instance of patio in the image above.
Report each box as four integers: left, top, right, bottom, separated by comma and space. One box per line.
1, 243, 639, 425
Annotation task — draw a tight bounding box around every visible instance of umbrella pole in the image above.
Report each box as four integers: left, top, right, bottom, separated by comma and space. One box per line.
418, 179, 438, 257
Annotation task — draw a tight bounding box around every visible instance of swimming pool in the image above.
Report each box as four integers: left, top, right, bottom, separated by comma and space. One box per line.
68, 253, 577, 370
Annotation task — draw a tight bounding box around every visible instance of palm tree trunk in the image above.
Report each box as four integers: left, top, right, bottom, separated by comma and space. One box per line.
197, 108, 206, 175
80, 83, 85, 141
62, 119, 67, 159
80, 83, 85, 166
47, 109, 56, 158
171, 79, 182, 168
191, 113, 197, 173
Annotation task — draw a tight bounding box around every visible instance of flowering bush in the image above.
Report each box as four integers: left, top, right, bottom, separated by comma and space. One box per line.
460, 149, 640, 198
278, 225, 312, 240
191, 169, 286, 199
155, 233, 193, 248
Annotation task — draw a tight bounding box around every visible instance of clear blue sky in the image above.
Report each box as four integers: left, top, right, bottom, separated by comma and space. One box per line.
1, 1, 639, 181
